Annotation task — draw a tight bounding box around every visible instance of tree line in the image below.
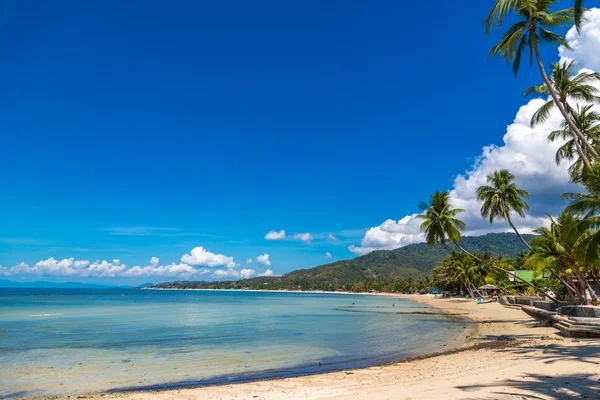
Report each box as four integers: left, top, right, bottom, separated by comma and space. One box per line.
418, 0, 600, 304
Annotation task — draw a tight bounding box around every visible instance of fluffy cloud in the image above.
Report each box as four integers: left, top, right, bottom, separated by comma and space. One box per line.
265, 230, 286, 240
87, 260, 127, 277
0, 246, 233, 280
0, 258, 126, 278
211, 268, 239, 279
180, 246, 238, 268
121, 262, 210, 279
291, 232, 313, 243
559, 8, 600, 71
255, 253, 271, 266
259, 269, 275, 277
349, 11, 600, 255
246, 258, 254, 264
240, 268, 256, 279
327, 234, 337, 241
325, 252, 332, 259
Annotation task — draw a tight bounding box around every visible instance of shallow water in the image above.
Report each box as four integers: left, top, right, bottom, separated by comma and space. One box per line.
0, 289, 465, 398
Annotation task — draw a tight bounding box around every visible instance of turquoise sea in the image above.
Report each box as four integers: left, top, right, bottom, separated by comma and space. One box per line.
0, 289, 466, 398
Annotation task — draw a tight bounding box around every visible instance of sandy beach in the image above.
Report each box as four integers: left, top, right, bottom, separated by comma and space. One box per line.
69, 294, 599, 400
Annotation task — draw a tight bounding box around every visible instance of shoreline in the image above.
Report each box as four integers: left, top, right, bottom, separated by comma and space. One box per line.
74, 294, 600, 400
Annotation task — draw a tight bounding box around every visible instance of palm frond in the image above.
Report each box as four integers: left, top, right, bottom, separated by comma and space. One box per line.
531, 100, 554, 126
484, 0, 520, 34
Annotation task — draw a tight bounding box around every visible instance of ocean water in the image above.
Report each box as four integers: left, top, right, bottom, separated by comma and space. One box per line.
0, 289, 466, 398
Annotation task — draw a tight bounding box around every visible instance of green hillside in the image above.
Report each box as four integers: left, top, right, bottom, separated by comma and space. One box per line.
154, 233, 532, 291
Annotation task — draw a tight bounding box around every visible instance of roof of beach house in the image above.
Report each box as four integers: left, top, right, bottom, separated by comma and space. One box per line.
510, 270, 536, 283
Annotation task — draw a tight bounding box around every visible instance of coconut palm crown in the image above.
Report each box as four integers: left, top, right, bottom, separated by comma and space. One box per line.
487, 0, 573, 76
550, 104, 600, 180
416, 191, 465, 246
525, 60, 600, 127
476, 169, 531, 248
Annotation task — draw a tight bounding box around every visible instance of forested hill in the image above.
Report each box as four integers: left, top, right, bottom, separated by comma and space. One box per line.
153, 232, 532, 290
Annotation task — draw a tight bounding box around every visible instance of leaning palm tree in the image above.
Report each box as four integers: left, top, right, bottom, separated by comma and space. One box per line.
486, 0, 598, 162
527, 213, 587, 302
417, 191, 557, 301
549, 105, 600, 180
527, 211, 598, 302
477, 169, 532, 249
525, 60, 600, 167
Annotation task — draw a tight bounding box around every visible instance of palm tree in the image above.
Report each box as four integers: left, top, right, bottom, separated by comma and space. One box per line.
527, 211, 598, 302
549, 105, 600, 180
450, 255, 482, 298
477, 169, 532, 250
563, 164, 600, 272
417, 191, 465, 246
417, 191, 557, 301
486, 0, 598, 162
525, 60, 600, 167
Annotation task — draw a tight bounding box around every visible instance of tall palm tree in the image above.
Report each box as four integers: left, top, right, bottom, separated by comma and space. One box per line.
527, 211, 598, 302
417, 191, 557, 301
476, 169, 532, 250
549, 105, 600, 180
486, 0, 598, 161
525, 60, 600, 167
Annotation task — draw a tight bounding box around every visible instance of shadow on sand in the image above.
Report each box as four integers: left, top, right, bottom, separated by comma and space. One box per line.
458, 372, 600, 399
458, 341, 600, 399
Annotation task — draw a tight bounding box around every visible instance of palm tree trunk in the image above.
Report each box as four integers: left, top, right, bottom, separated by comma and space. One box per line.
549, 266, 583, 302
453, 242, 560, 303
573, 132, 593, 170
558, 98, 592, 170
532, 35, 599, 162
505, 213, 532, 250
571, 265, 600, 303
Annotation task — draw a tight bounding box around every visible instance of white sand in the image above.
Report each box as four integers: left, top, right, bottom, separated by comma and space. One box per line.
82, 295, 600, 400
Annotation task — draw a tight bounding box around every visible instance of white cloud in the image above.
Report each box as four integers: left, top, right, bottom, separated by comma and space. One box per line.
325, 252, 332, 259
86, 260, 127, 277
349, 11, 600, 255
292, 232, 313, 243
73, 260, 90, 268
559, 9, 600, 71
112, 259, 120, 265
246, 258, 254, 264
0, 258, 128, 278
122, 262, 210, 279
327, 234, 337, 241
255, 253, 271, 266
259, 269, 275, 277
180, 246, 238, 268
149, 256, 159, 266
265, 230, 286, 240
211, 268, 240, 279
240, 268, 256, 279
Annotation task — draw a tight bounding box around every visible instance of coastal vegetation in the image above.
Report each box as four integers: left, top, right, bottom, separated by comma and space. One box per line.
419, 0, 600, 304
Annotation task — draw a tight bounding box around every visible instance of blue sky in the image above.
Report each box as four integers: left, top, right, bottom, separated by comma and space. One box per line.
1, 1, 593, 284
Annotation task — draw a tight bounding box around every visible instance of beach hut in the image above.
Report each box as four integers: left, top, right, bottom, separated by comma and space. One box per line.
479, 284, 499, 298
